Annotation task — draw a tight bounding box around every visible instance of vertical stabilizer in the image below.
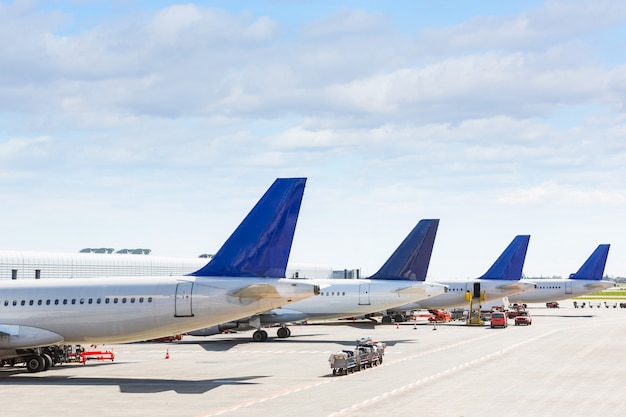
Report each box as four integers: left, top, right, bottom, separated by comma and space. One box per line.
569, 244, 610, 280
369, 219, 439, 281
479, 235, 530, 280
189, 178, 306, 278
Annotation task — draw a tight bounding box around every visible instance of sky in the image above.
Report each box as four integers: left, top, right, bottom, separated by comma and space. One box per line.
1, 0, 625, 279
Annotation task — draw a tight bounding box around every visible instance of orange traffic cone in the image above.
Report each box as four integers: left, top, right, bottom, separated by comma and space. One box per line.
165, 349, 170, 359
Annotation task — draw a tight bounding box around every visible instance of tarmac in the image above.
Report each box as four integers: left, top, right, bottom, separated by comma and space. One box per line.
1, 299, 625, 417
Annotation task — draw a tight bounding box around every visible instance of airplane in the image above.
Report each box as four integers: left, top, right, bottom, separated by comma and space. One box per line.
189, 219, 449, 341
0, 178, 320, 372
509, 244, 614, 304
383, 235, 536, 321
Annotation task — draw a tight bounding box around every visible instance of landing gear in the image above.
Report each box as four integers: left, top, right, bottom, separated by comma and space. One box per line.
276, 327, 291, 338
393, 314, 405, 323
26, 355, 47, 373
252, 329, 268, 342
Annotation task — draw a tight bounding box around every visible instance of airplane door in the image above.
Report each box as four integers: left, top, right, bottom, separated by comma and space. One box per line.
359, 283, 371, 305
175, 282, 194, 317
565, 281, 572, 294
472, 282, 481, 299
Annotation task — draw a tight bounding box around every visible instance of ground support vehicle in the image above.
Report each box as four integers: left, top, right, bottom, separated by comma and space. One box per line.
490, 311, 508, 328
428, 309, 451, 323
514, 310, 532, 326
546, 302, 559, 308
507, 304, 528, 318
328, 337, 386, 376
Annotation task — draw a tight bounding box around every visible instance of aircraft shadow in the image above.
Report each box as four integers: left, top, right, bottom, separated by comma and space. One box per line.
0, 373, 264, 394
193, 337, 415, 352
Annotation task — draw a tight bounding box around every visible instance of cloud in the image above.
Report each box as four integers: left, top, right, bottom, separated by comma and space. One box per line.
497, 182, 626, 206
0, 1, 625, 276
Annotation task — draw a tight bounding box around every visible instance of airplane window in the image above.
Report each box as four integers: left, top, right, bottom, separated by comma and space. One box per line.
63, 299, 68, 305
55, 299, 59, 305
21, 300, 26, 306
87, 298, 92, 304
12, 300, 17, 306
113, 298, 118, 304
130, 297, 135, 303
80, 298, 85, 304
37, 300, 42, 305
3, 300, 7, 306
29, 300, 34, 306
122, 297, 127, 303
139, 297, 144, 303
46, 300, 50, 305
342, 292, 346, 296
148, 297, 153, 303
105, 298, 110, 304
96, 298, 101, 304
71, 299, 76, 305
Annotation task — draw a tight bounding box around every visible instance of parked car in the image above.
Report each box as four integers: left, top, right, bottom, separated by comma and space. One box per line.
546, 301, 559, 308
514, 310, 532, 326
490, 311, 508, 328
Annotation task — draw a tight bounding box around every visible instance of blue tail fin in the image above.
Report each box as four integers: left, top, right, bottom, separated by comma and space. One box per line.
189, 178, 306, 278
369, 219, 439, 281
479, 235, 530, 280
569, 244, 610, 280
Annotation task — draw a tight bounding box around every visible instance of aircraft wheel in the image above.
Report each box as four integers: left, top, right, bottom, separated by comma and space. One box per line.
26, 356, 45, 373
277, 327, 290, 338
42, 353, 53, 370
381, 316, 392, 324
252, 330, 268, 342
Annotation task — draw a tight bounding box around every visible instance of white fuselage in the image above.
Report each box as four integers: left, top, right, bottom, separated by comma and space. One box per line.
264, 278, 448, 321
390, 279, 537, 311
508, 278, 615, 303
0, 276, 317, 349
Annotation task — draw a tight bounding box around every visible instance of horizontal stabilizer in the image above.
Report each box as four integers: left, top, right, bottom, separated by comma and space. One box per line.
570, 244, 610, 280
370, 219, 439, 281
498, 282, 535, 291
395, 285, 427, 295
480, 235, 530, 280
190, 178, 306, 278
229, 283, 281, 299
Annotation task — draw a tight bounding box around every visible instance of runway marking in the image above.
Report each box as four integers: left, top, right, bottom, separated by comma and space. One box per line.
196, 379, 335, 417
327, 328, 563, 417
195, 331, 504, 417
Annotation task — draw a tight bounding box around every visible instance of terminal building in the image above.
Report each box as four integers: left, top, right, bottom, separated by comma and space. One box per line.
0, 248, 335, 281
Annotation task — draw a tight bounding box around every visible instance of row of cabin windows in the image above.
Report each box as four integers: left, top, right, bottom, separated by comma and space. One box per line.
3, 296, 153, 307
320, 292, 346, 296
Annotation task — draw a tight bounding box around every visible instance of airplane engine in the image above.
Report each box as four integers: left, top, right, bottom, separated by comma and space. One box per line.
0, 325, 64, 349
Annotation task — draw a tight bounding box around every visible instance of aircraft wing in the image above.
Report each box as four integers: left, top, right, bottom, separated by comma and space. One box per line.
0, 324, 19, 336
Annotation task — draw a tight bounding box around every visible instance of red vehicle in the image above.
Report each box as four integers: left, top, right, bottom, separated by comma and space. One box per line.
428, 309, 451, 323
514, 311, 532, 326
490, 311, 508, 328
